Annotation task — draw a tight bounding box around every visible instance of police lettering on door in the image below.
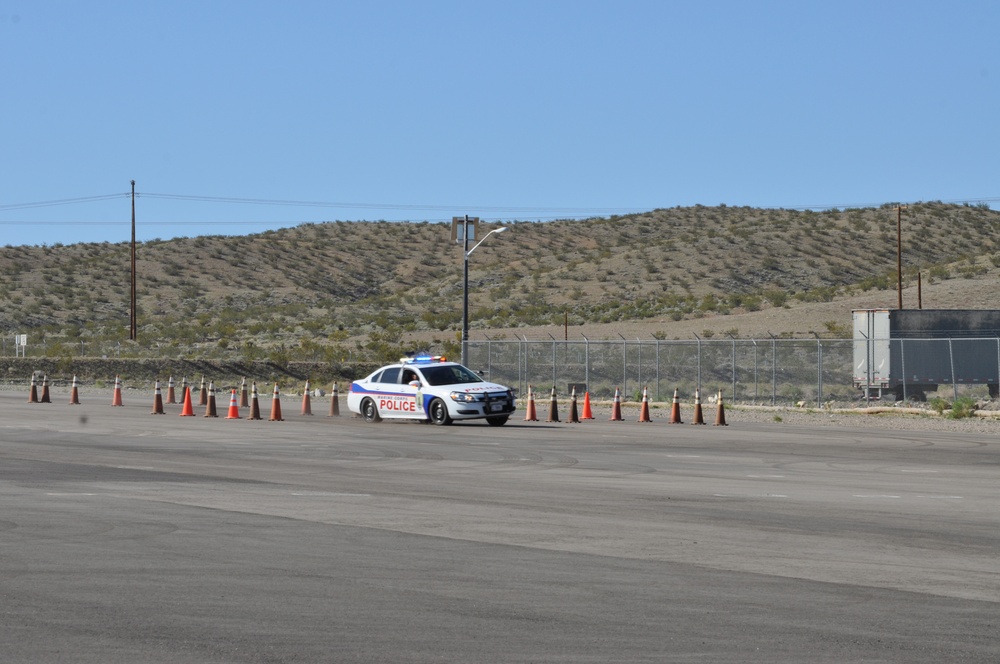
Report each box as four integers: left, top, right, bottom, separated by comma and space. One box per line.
378, 394, 420, 413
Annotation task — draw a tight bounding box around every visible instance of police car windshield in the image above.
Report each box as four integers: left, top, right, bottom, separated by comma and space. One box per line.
419, 364, 482, 386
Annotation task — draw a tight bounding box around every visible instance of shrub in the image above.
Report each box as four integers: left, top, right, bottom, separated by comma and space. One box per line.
928, 397, 948, 414
949, 396, 976, 419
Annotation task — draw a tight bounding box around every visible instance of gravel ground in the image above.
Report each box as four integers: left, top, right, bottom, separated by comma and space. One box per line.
5, 382, 1000, 434
562, 400, 1000, 434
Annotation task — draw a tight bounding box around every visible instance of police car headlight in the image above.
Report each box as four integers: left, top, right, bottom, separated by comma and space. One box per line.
449, 391, 484, 403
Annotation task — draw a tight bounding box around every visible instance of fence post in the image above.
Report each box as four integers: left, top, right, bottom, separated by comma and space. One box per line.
549, 334, 556, 389
637, 339, 642, 395
948, 338, 957, 401
769, 332, 777, 406
728, 333, 737, 403
655, 339, 660, 402
618, 333, 627, 398
693, 333, 702, 393
900, 338, 907, 403
813, 333, 822, 408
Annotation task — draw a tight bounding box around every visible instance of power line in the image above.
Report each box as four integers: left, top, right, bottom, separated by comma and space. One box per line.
1, 190, 998, 222
0, 193, 130, 211
137, 192, 641, 215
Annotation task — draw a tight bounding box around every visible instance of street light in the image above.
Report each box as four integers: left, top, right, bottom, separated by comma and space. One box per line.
462, 225, 508, 368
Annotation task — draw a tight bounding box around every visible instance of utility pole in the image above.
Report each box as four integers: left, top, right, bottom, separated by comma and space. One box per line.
896, 205, 904, 310
130, 180, 137, 341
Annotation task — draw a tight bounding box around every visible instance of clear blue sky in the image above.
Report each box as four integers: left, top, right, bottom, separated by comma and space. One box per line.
2, 1, 998, 246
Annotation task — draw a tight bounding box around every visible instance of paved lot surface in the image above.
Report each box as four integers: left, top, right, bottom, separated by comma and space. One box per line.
1, 390, 999, 662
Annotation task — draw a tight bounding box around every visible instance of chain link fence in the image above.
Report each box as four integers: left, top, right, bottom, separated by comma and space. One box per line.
466, 338, 854, 406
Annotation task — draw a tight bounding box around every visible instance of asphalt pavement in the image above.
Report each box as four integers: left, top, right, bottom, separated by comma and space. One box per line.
1, 389, 998, 662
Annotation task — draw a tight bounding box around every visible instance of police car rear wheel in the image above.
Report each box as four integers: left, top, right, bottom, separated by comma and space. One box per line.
428, 398, 452, 425
361, 398, 381, 423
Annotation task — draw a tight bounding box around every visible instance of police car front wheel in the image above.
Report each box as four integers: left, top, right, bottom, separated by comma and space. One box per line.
428, 398, 452, 425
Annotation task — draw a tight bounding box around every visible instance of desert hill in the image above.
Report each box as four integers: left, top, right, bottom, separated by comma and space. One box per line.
1, 201, 999, 363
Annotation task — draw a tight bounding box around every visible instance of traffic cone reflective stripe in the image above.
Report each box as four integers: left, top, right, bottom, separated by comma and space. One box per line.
581, 391, 594, 420
247, 382, 262, 420
179, 386, 195, 416
198, 377, 208, 406
669, 388, 683, 424
524, 385, 538, 422
301, 380, 313, 416
714, 390, 728, 426
638, 386, 651, 422
204, 381, 218, 417
225, 389, 241, 419
691, 388, 705, 425
328, 382, 341, 417
40, 376, 51, 403
269, 384, 283, 421
69, 375, 80, 405
151, 379, 165, 414
546, 386, 560, 423
166, 376, 176, 404
111, 376, 124, 407
610, 387, 623, 421
567, 387, 580, 423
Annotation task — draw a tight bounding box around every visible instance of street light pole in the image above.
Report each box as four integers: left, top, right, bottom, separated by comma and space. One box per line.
462, 215, 470, 367
461, 224, 508, 367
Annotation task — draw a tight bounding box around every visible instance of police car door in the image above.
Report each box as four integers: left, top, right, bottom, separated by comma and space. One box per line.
399, 368, 425, 418
374, 366, 418, 419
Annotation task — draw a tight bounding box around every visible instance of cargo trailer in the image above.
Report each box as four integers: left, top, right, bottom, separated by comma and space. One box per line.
853, 309, 1000, 400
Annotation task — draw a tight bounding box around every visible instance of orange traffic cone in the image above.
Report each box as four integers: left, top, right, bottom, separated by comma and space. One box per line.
269, 383, 283, 421
691, 388, 705, 425
567, 386, 580, 423
247, 381, 262, 420
198, 376, 208, 407
328, 382, 341, 417
225, 389, 241, 419
111, 375, 124, 407
239, 377, 249, 408
638, 386, 651, 422
524, 385, 538, 421
546, 386, 560, 422
204, 381, 218, 417
669, 388, 683, 424
610, 387, 623, 421
714, 390, 728, 426
28, 374, 38, 403
151, 379, 165, 414
166, 376, 176, 404
301, 380, 313, 416
179, 386, 195, 416
39, 375, 51, 403
581, 391, 594, 420
69, 375, 80, 405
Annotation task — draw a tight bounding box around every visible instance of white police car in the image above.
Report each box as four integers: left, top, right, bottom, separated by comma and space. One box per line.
347, 356, 516, 426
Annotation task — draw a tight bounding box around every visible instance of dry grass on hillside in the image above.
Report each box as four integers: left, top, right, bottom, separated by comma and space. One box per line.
1, 202, 999, 361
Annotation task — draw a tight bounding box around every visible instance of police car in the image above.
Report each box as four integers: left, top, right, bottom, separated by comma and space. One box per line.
347, 356, 516, 426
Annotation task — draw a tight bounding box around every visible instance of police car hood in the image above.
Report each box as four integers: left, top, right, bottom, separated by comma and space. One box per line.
447, 382, 509, 394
